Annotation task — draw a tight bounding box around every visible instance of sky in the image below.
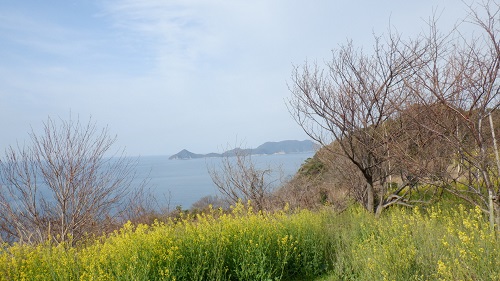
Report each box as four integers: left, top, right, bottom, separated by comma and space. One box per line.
0, 0, 471, 156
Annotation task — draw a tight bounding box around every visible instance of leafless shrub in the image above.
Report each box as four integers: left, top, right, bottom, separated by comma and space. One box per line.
190, 195, 229, 213
208, 147, 281, 211
403, 0, 500, 228
0, 116, 145, 244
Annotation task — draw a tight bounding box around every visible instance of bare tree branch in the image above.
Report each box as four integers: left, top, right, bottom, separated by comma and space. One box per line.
208, 147, 280, 211
0, 116, 144, 244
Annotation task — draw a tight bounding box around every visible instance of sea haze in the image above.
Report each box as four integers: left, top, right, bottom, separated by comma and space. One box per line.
133, 152, 314, 209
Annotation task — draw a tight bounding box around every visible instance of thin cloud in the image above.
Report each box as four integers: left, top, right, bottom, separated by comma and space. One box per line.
0, 0, 471, 156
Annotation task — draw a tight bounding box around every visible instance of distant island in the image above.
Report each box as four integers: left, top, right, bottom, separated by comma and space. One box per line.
169, 140, 317, 160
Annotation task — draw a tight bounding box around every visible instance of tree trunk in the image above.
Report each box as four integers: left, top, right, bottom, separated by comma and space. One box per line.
488, 113, 500, 176
366, 184, 375, 213
489, 189, 495, 232
489, 113, 499, 232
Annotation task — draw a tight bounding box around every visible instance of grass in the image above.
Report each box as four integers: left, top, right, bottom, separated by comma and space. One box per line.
1, 200, 500, 280
317, 203, 500, 280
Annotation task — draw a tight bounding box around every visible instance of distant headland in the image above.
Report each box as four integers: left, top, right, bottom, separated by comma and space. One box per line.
168, 140, 318, 160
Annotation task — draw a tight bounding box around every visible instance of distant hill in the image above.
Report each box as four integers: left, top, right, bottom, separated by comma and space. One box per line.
168, 149, 205, 160
253, 140, 317, 154
168, 140, 317, 160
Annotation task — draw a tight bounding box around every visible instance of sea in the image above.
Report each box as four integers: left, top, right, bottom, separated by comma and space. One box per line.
133, 152, 314, 210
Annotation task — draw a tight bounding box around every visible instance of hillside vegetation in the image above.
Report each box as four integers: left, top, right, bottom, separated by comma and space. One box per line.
287, 0, 500, 224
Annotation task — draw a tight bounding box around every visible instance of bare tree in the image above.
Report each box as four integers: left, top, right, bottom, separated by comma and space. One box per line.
0, 117, 139, 244
208, 148, 279, 211
190, 195, 229, 213
405, 0, 500, 229
288, 32, 427, 215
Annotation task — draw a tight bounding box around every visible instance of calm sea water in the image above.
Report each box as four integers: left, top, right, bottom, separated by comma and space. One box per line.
134, 152, 314, 209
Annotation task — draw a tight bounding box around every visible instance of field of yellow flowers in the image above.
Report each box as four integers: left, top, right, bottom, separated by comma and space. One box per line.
1, 201, 500, 280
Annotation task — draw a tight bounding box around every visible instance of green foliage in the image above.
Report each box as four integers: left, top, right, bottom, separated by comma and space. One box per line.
0, 202, 334, 281
320, 204, 500, 281
299, 157, 326, 177
1, 201, 500, 281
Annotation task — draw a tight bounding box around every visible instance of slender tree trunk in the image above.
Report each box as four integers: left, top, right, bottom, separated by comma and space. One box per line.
366, 184, 375, 213
375, 179, 387, 217
489, 114, 500, 173
489, 189, 496, 231
375, 203, 384, 217
456, 116, 462, 175
478, 117, 495, 231
489, 113, 500, 231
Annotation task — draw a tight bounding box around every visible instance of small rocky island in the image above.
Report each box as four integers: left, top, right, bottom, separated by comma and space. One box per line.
169, 140, 317, 160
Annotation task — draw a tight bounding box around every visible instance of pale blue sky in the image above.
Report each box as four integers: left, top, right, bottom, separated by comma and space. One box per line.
0, 0, 469, 156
